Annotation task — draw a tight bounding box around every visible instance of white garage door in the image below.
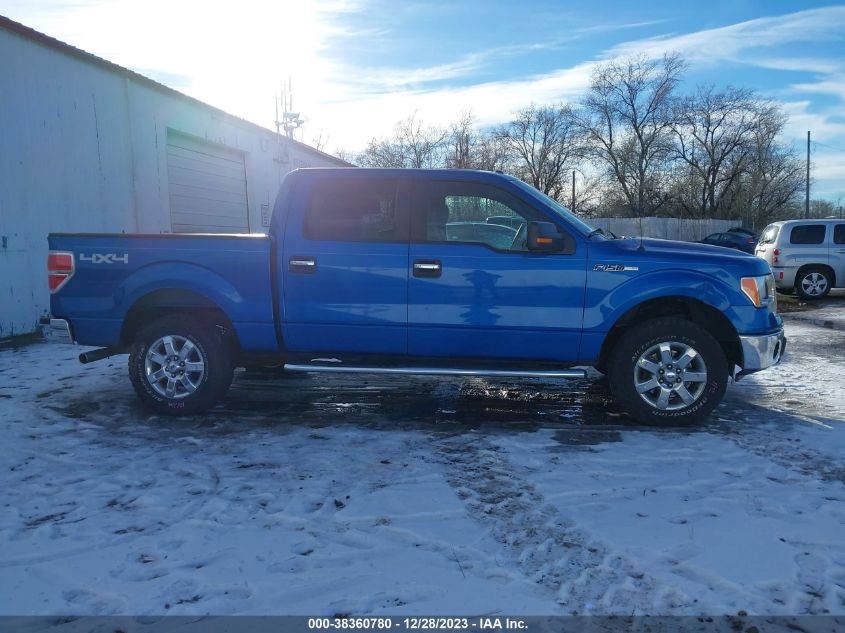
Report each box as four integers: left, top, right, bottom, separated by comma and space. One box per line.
167, 132, 250, 233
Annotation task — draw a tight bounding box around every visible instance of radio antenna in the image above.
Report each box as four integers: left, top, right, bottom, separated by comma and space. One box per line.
637, 215, 645, 251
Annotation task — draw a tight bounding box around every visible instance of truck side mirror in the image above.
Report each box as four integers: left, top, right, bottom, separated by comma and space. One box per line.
527, 221, 571, 253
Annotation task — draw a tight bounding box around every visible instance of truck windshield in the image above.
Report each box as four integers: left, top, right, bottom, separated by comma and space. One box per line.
508, 179, 599, 237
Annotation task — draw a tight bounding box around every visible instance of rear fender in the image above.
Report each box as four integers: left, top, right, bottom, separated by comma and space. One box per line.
119, 262, 248, 324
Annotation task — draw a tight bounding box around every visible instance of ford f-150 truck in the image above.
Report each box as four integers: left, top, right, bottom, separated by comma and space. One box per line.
43, 169, 785, 425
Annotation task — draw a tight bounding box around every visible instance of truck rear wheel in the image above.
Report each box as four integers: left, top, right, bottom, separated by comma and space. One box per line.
607, 318, 728, 426
128, 314, 234, 415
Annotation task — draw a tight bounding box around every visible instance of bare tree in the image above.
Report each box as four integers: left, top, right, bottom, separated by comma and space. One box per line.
580, 53, 686, 216
671, 86, 758, 218
568, 169, 604, 217
332, 148, 358, 165
736, 105, 805, 228
308, 130, 330, 152
446, 110, 477, 169
446, 111, 513, 172
496, 103, 583, 199
358, 112, 448, 168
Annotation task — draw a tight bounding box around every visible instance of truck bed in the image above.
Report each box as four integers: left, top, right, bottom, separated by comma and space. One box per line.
48, 233, 277, 351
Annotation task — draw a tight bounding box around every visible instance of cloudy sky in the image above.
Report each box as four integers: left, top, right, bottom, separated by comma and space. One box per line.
3, 0, 845, 199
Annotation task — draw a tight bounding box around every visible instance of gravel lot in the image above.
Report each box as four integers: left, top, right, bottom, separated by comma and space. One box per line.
1, 316, 843, 617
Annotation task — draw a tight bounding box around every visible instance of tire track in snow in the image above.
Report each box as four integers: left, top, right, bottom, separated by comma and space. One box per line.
434, 435, 690, 615
709, 405, 845, 485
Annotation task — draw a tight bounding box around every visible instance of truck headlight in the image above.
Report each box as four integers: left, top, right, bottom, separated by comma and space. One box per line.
741, 274, 776, 311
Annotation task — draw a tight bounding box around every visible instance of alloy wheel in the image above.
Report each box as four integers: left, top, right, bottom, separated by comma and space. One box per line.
633, 341, 708, 411
144, 335, 206, 399
800, 272, 828, 297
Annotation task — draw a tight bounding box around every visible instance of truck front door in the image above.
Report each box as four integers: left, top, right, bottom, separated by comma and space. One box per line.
407, 179, 587, 362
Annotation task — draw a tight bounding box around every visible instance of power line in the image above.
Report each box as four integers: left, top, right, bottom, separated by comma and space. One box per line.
812, 140, 845, 153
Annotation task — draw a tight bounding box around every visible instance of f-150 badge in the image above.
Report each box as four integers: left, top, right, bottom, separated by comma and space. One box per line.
593, 264, 639, 272
80, 253, 129, 264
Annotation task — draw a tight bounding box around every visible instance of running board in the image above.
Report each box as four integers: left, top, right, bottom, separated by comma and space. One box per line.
283, 363, 586, 379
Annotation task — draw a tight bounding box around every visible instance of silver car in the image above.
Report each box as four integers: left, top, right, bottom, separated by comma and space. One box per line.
755, 219, 845, 299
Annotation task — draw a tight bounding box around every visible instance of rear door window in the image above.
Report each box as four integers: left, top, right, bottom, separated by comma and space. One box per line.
834, 224, 845, 244
790, 224, 826, 245
304, 178, 405, 242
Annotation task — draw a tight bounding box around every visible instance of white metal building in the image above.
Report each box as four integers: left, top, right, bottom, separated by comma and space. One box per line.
0, 15, 349, 338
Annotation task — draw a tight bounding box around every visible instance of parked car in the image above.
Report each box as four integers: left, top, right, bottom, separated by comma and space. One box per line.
43, 168, 784, 425
755, 219, 845, 299
728, 227, 758, 240
485, 215, 524, 230
699, 231, 757, 254
446, 222, 517, 249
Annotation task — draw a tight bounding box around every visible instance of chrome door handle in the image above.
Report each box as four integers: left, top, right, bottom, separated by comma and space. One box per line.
413, 260, 441, 278
289, 257, 316, 274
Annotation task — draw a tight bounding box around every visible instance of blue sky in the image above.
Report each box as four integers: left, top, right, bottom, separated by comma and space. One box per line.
3, 0, 845, 200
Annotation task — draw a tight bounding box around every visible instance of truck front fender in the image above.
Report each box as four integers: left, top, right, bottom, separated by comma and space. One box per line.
583, 268, 772, 335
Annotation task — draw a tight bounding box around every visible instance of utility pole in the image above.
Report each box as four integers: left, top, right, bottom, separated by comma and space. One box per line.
805, 131, 810, 219
571, 170, 576, 212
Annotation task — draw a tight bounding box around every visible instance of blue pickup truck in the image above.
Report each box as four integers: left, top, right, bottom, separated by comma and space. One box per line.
44, 169, 785, 425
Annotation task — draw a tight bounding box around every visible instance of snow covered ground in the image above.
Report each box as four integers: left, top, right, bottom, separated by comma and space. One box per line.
0, 319, 843, 617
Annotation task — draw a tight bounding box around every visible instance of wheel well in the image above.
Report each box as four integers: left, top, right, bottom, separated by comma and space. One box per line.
121, 289, 240, 350
597, 297, 740, 370
794, 263, 836, 288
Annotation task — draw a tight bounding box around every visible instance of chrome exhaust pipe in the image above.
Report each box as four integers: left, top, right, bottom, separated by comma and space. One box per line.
79, 347, 120, 364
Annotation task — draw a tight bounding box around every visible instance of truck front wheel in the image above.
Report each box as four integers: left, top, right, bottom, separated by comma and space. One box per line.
607, 318, 728, 426
128, 314, 234, 415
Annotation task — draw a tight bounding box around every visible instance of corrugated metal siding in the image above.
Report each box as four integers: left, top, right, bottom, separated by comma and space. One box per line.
0, 17, 350, 337
167, 133, 249, 233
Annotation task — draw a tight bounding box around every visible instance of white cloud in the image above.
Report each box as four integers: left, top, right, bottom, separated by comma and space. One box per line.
4, 0, 845, 199
790, 75, 845, 102
779, 101, 845, 198
605, 6, 845, 64
308, 4, 845, 149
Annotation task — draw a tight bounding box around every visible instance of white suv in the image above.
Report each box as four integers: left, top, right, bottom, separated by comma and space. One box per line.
755, 219, 845, 299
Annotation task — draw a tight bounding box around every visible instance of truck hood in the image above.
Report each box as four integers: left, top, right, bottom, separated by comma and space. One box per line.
599, 237, 771, 275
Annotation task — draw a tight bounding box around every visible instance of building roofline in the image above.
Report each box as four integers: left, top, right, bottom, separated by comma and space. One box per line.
0, 14, 352, 167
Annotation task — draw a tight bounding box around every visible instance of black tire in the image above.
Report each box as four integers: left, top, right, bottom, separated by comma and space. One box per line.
795, 267, 832, 300
128, 314, 234, 415
607, 318, 728, 426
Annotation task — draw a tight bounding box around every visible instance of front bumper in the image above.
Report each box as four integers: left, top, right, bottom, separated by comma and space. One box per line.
39, 316, 75, 344
736, 328, 786, 379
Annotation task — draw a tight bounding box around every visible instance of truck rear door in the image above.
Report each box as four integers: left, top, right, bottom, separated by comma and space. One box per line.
281, 173, 410, 354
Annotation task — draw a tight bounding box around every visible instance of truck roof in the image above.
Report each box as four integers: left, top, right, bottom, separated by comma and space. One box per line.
289, 167, 518, 183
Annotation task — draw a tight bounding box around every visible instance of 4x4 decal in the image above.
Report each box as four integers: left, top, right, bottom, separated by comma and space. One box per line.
80, 253, 129, 264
